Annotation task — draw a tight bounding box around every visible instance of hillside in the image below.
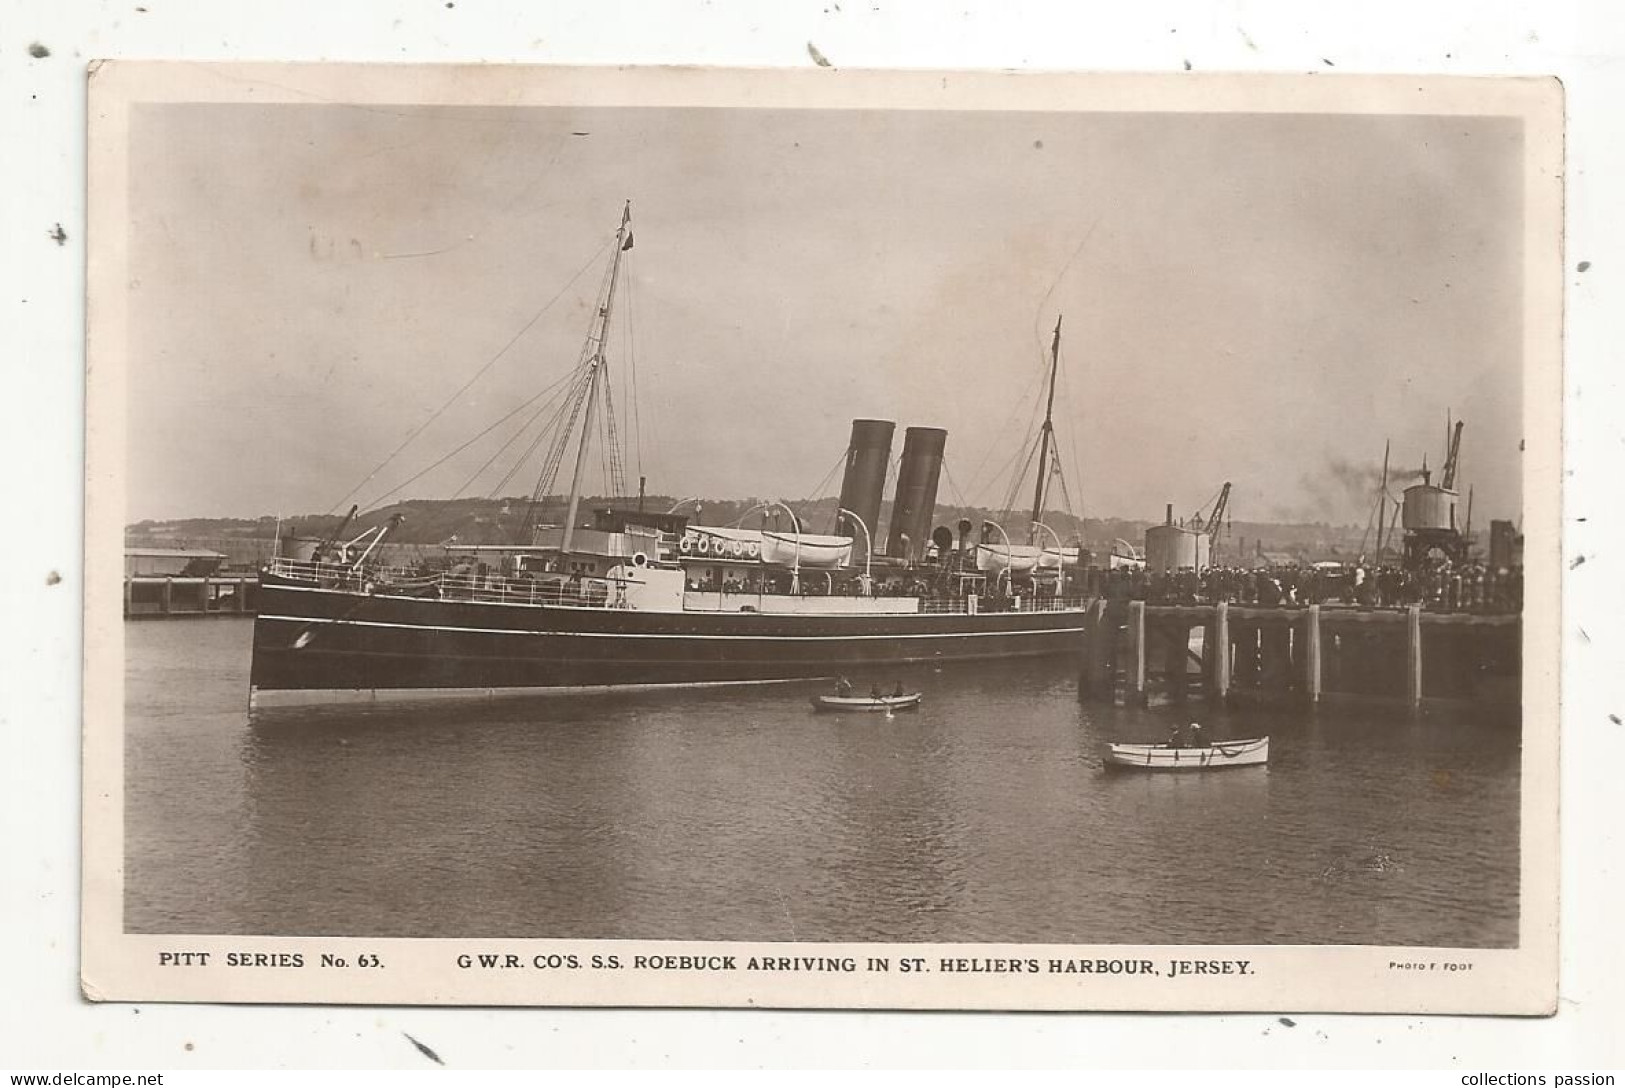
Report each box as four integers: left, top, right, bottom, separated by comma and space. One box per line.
127, 494, 1384, 568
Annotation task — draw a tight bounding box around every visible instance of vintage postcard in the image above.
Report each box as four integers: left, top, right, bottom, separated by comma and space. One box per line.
83, 62, 1562, 1012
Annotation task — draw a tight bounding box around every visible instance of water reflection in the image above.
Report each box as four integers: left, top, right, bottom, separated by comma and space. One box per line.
127, 621, 1519, 946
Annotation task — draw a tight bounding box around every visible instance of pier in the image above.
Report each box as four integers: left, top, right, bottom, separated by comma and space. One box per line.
124, 574, 260, 619
1081, 600, 1519, 709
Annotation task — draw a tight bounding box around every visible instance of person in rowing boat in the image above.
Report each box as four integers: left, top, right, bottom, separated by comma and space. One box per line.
892, 681, 905, 698
835, 676, 853, 697
870, 683, 882, 700
1188, 722, 1204, 748
1167, 723, 1186, 749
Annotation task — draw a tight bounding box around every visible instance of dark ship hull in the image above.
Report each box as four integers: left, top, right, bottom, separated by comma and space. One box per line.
248, 572, 1089, 706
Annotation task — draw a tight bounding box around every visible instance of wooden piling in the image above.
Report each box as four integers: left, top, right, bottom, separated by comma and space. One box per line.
161, 576, 173, 615
200, 576, 212, 614
1164, 623, 1189, 702
236, 576, 249, 612
1259, 624, 1282, 691
1128, 599, 1147, 704
1210, 601, 1230, 702
1093, 598, 1113, 700
1303, 604, 1322, 703
123, 577, 133, 619
1081, 598, 1102, 698
1141, 602, 1515, 709
1407, 604, 1424, 706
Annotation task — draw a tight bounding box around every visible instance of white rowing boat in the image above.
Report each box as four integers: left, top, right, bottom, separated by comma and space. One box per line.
1105, 736, 1269, 770
810, 693, 923, 713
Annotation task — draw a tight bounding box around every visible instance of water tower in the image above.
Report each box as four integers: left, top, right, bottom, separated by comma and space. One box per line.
1144, 504, 1211, 573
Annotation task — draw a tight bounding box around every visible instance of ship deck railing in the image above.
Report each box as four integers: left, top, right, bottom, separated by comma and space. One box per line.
265, 557, 627, 609
915, 594, 1091, 615
265, 557, 1095, 615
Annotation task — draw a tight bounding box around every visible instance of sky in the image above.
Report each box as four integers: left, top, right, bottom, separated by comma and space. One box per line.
126, 102, 1525, 526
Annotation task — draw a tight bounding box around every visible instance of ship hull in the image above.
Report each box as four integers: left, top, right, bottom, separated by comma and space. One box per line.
249, 575, 1088, 706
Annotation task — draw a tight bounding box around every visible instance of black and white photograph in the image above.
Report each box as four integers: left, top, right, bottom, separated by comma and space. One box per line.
81, 63, 1562, 1012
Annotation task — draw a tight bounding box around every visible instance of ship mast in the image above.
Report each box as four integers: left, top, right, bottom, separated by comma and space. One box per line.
560, 201, 633, 554
1375, 439, 1391, 560
1028, 315, 1062, 545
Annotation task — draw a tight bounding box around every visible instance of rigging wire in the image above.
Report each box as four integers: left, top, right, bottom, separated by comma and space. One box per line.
600, 379, 617, 499
517, 351, 600, 537
809, 448, 847, 502
1053, 458, 1079, 530
1357, 487, 1382, 557
593, 247, 630, 504
624, 252, 645, 487
986, 417, 1038, 518
324, 234, 614, 516
486, 316, 600, 502
1055, 339, 1088, 523
998, 435, 1043, 526
956, 360, 1047, 506
515, 367, 593, 501
1030, 219, 1099, 366
362, 368, 579, 510
1043, 449, 1077, 525
1015, 221, 1095, 523
454, 367, 586, 499
786, 449, 846, 532
1193, 483, 1227, 526
594, 379, 610, 505
939, 457, 970, 510
879, 452, 903, 532
489, 361, 593, 502
602, 358, 628, 500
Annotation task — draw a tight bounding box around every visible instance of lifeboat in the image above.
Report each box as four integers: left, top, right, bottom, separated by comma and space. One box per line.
760, 531, 853, 569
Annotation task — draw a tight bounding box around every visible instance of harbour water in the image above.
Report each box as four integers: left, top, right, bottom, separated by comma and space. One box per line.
125, 618, 1520, 946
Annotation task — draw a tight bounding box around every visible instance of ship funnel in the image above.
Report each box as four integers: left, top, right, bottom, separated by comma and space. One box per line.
887, 426, 948, 563
836, 419, 894, 547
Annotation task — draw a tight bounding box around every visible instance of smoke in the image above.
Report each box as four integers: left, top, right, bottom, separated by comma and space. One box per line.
1326, 456, 1426, 495
1297, 456, 1425, 523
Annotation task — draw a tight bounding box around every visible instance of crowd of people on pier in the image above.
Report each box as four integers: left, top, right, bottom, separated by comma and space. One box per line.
1098, 561, 1523, 614
685, 557, 1523, 615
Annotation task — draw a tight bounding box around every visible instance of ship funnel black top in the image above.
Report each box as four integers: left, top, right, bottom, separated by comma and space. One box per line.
836, 419, 895, 547
887, 426, 948, 563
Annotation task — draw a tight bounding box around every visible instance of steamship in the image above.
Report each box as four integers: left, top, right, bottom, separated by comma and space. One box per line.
248, 206, 1092, 707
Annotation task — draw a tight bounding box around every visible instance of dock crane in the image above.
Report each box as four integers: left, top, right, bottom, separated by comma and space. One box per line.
1440, 420, 1465, 492
1200, 482, 1232, 536
1194, 482, 1232, 562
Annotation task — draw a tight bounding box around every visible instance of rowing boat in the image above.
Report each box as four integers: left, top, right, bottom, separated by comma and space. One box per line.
810, 693, 923, 713
1104, 736, 1269, 770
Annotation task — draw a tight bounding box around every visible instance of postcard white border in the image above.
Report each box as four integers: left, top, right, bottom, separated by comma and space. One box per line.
82, 62, 1563, 1014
